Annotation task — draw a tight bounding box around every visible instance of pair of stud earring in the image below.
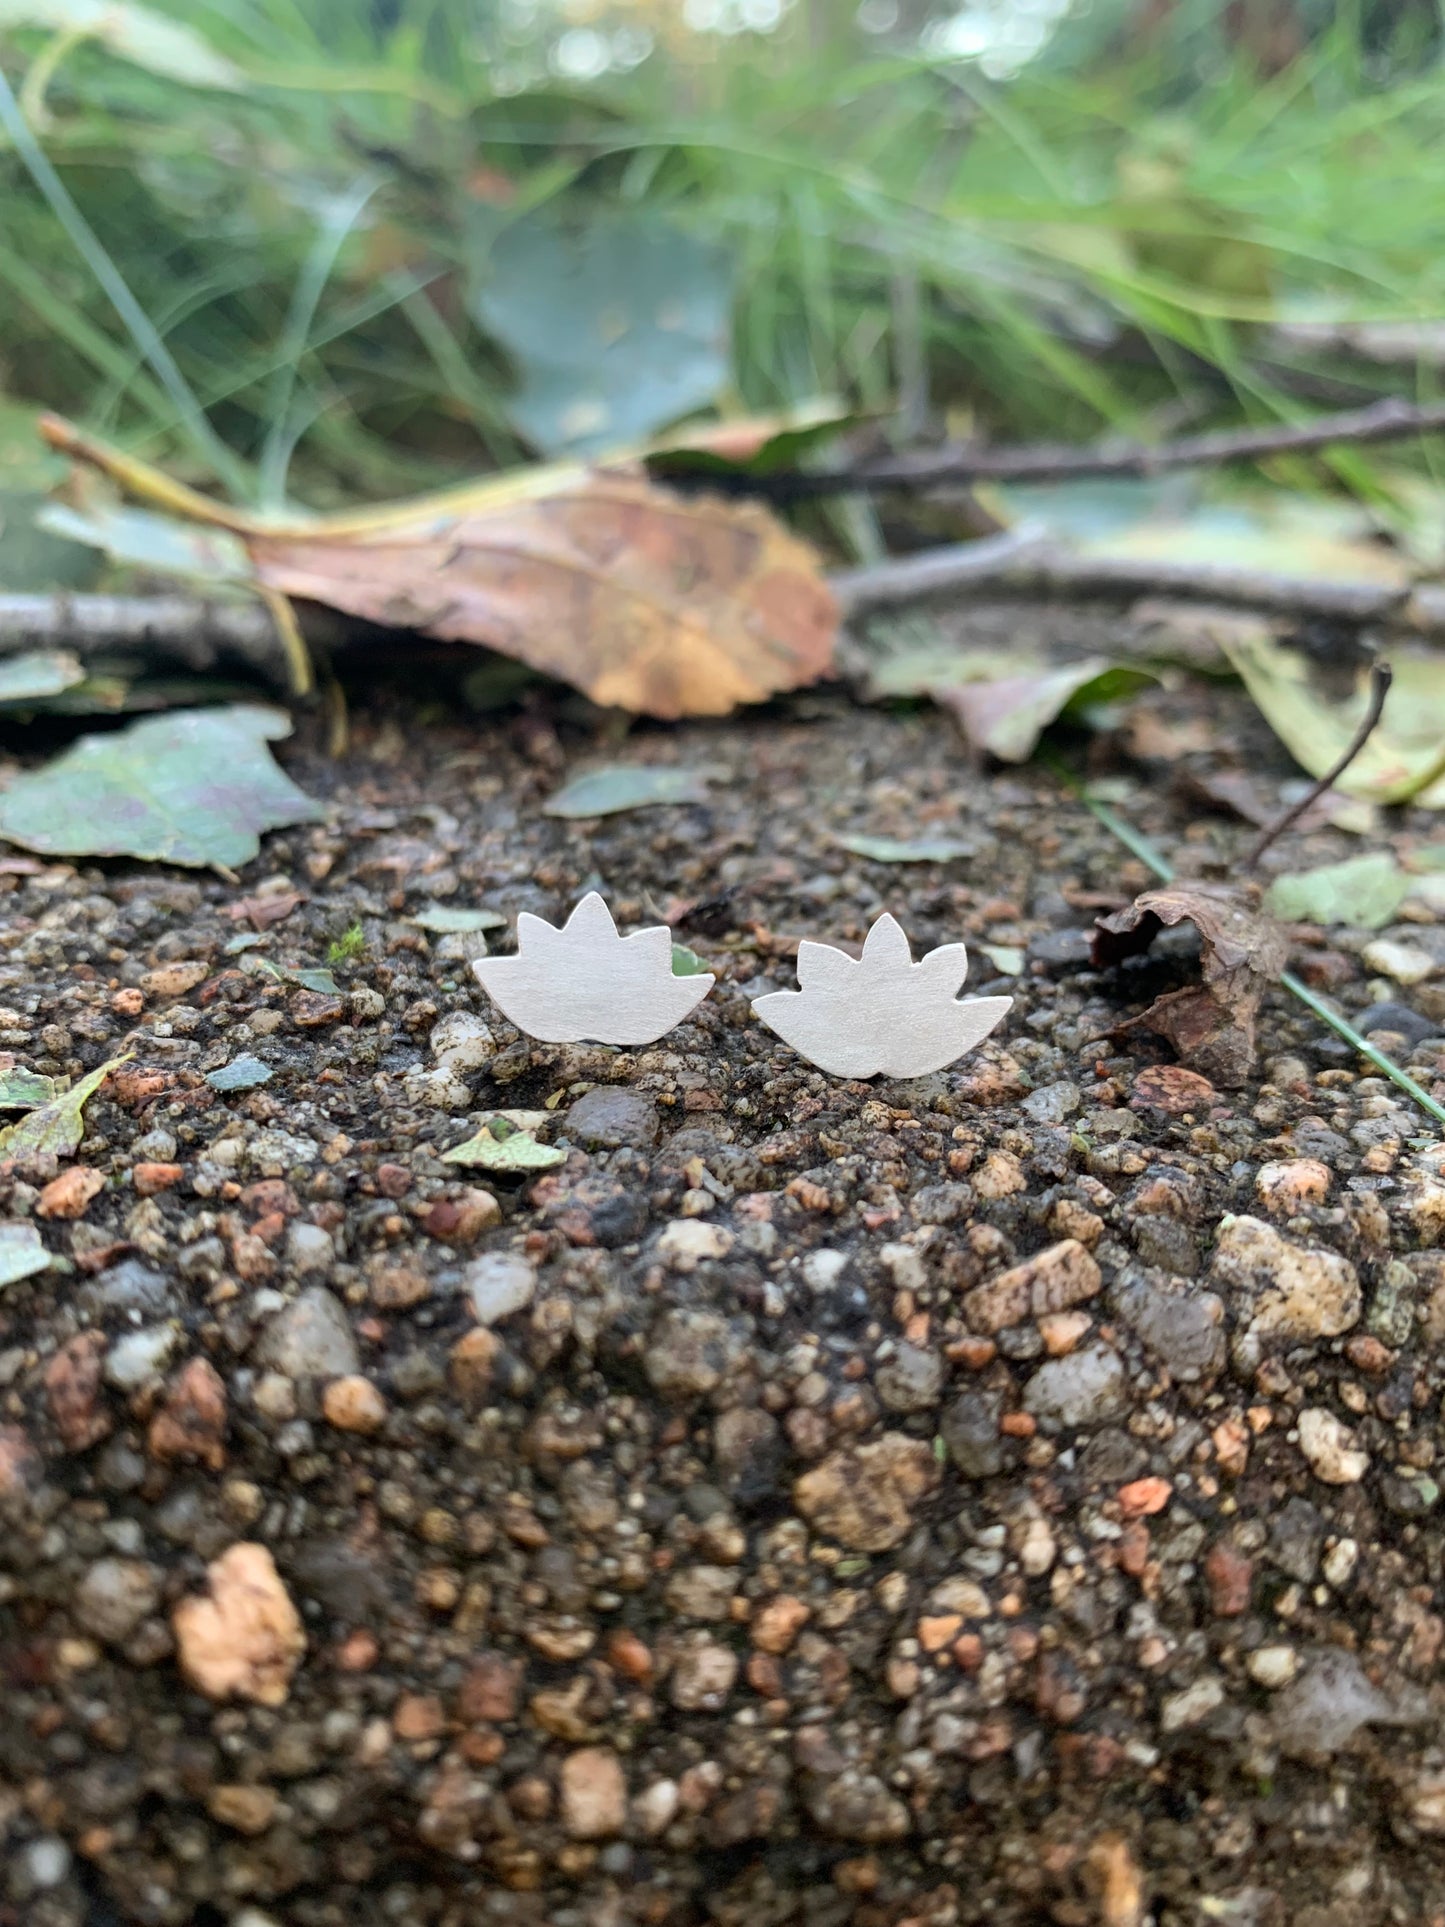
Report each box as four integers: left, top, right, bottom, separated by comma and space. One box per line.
473, 892, 1011, 1080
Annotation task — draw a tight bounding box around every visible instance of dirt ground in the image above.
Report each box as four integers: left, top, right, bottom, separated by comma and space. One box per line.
3, 604, 1445, 1927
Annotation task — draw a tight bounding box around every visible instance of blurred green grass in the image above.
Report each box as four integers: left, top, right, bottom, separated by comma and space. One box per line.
2, 0, 1445, 517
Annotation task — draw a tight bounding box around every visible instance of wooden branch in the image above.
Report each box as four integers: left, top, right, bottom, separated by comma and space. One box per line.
829, 538, 1432, 628
698, 395, 1445, 499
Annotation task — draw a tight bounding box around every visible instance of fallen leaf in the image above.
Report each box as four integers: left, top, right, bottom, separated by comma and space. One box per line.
0, 1064, 58, 1110
471, 210, 732, 456
251, 960, 340, 994
933, 659, 1157, 763
670, 942, 709, 977
45, 419, 838, 722
837, 833, 977, 864
224, 891, 303, 929
1265, 853, 1411, 930
544, 766, 711, 818
0, 1053, 130, 1158
205, 1054, 273, 1092
0, 1221, 52, 1290
1221, 630, 1445, 805
406, 906, 508, 934
0, 649, 85, 705
442, 1114, 565, 1174
1092, 884, 1288, 1087
0, 706, 322, 869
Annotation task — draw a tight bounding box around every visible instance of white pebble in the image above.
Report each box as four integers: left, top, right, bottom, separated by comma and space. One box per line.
465, 1251, 537, 1326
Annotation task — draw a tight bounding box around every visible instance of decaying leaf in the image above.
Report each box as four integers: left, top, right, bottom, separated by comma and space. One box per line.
932, 659, 1157, 763
0, 1053, 130, 1159
1092, 884, 1288, 1087
250, 478, 834, 721
0, 1221, 53, 1291
1265, 853, 1411, 931
865, 633, 1154, 763
0, 1063, 57, 1110
1221, 630, 1445, 805
41, 418, 838, 723
443, 1113, 564, 1174
0, 706, 322, 869
544, 765, 711, 819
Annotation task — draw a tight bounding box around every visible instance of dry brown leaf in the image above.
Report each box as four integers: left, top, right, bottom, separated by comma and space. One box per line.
248, 474, 835, 720
1091, 883, 1288, 1088
38, 417, 837, 723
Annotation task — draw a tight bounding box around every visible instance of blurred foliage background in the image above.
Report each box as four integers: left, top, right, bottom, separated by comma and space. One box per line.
2, 0, 1445, 522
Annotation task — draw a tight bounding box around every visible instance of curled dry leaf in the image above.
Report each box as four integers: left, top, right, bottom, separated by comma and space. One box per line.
248, 474, 835, 720
1092, 884, 1288, 1088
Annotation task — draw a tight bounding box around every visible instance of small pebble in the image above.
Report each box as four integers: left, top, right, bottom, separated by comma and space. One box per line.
465, 1250, 537, 1325
322, 1375, 388, 1434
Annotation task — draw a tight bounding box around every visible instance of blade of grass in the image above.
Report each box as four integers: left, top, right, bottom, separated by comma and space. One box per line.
0, 64, 249, 498
1045, 755, 1445, 1129
258, 173, 381, 508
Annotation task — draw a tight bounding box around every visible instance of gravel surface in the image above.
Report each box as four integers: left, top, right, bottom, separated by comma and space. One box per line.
3, 641, 1445, 1927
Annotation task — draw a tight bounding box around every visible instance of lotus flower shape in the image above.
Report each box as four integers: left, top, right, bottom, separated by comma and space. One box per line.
751, 912, 1011, 1078
473, 891, 714, 1045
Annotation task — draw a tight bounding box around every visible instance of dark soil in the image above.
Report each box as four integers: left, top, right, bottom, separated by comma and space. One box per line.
3, 609, 1445, 1927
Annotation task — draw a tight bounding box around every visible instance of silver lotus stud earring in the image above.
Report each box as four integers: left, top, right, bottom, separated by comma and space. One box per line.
473, 891, 714, 1046
751, 912, 1011, 1078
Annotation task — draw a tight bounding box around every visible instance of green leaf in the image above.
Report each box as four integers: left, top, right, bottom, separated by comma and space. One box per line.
837, 833, 978, 864
37, 503, 254, 587
671, 942, 708, 976
0, 1052, 128, 1158
0, 1221, 52, 1291
472, 210, 732, 457
443, 1113, 565, 1174
0, 705, 323, 869
406, 906, 509, 934
0, 1065, 58, 1110
204, 1053, 272, 1092
0, 0, 245, 89
1265, 853, 1412, 931
0, 649, 86, 706
544, 765, 711, 819
250, 958, 340, 993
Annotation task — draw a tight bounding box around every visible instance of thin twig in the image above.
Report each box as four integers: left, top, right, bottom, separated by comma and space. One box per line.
1054, 762, 1445, 1131
700, 395, 1445, 500
829, 535, 1420, 626
1245, 662, 1394, 868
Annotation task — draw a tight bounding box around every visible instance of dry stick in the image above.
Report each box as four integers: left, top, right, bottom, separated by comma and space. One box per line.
1245, 660, 1395, 868
1055, 764, 1445, 1132
709, 393, 1445, 499
828, 536, 1424, 625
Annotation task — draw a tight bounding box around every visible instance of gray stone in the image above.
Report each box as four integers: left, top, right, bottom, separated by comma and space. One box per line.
566, 1085, 660, 1150
74, 1557, 162, 1643
104, 1325, 181, 1393
465, 1251, 537, 1326
875, 1340, 945, 1413
1268, 1497, 1324, 1584
1022, 1344, 1128, 1431
1021, 1080, 1082, 1125
940, 1388, 1010, 1480
286, 1222, 335, 1276
1113, 1273, 1225, 1380
255, 1286, 360, 1378
88, 1259, 175, 1315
